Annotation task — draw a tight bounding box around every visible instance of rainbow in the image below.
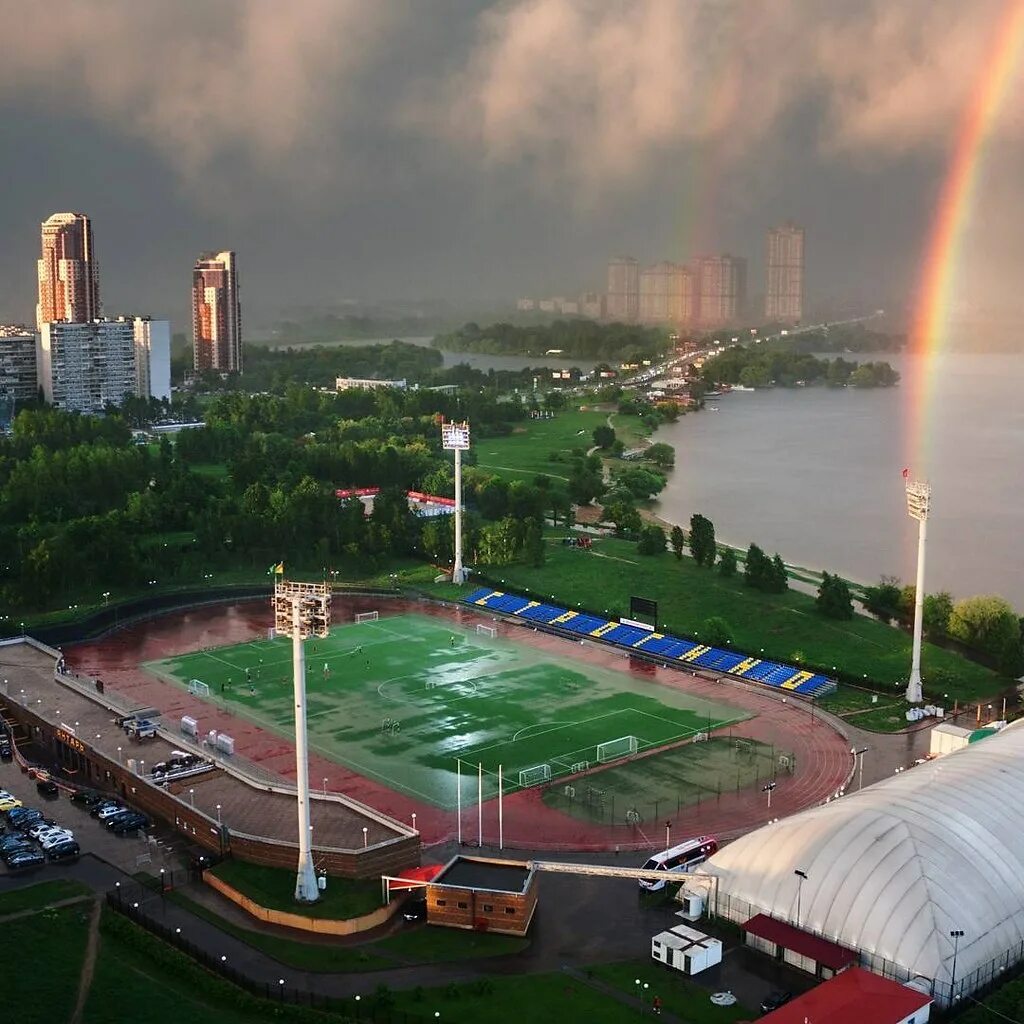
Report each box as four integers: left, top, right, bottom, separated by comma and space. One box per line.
906, 0, 1024, 469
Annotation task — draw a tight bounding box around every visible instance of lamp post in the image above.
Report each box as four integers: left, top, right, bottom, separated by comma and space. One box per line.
189, 788, 194, 809
322, 777, 328, 798
216, 803, 221, 824
904, 478, 931, 703
634, 978, 649, 1013
852, 747, 868, 791
950, 929, 964, 1002
794, 869, 808, 928
763, 780, 776, 810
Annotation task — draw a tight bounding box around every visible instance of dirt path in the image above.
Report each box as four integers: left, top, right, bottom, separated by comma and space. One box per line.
0, 894, 92, 925
70, 897, 103, 1024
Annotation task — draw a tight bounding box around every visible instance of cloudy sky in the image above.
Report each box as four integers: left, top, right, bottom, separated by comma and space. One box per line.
1, 0, 1022, 333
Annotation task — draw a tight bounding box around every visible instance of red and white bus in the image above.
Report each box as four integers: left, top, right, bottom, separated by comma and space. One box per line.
638, 835, 718, 890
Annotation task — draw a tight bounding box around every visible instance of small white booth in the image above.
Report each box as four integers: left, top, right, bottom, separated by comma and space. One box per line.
929, 722, 972, 757
651, 924, 722, 975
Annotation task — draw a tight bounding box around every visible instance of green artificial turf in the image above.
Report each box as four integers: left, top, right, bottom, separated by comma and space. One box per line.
148, 613, 744, 809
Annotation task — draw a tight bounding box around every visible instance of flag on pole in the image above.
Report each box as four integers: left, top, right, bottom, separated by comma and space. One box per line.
267, 561, 284, 576
902, 468, 909, 479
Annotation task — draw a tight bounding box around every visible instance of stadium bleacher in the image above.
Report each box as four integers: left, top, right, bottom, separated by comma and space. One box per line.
465, 587, 836, 698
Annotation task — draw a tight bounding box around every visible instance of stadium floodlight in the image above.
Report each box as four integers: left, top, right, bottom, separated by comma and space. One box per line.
274, 577, 331, 903
441, 420, 470, 584
904, 477, 931, 704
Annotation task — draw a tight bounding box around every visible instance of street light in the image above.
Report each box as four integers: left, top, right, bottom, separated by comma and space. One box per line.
189, 788, 195, 808
852, 747, 869, 791
323, 777, 328, 798
950, 929, 965, 1002
362, 826, 369, 848
216, 803, 222, 824
763, 780, 777, 810
794, 869, 808, 928
634, 978, 649, 1012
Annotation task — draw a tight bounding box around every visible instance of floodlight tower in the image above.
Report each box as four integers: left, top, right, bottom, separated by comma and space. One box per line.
274, 578, 331, 902
442, 420, 470, 584
905, 478, 931, 704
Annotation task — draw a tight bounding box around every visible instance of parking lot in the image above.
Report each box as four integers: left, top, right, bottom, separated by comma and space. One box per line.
0, 753, 184, 877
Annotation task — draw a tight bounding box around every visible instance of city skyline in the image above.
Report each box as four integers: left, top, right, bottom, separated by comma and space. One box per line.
0, 3, 1021, 340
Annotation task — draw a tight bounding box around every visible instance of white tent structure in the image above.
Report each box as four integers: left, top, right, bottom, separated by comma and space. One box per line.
695, 719, 1024, 1006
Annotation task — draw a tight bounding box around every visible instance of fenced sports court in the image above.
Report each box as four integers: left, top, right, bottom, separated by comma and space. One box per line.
542, 736, 795, 827
145, 612, 747, 811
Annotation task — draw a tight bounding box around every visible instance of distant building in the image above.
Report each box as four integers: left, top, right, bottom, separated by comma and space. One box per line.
578, 292, 605, 319
558, 300, 579, 315
765, 223, 804, 323
37, 319, 136, 414
516, 298, 536, 311
37, 212, 101, 330
538, 299, 557, 313
0, 326, 38, 423
133, 318, 171, 401
696, 255, 746, 327
192, 250, 242, 373
335, 377, 407, 391
639, 262, 695, 324
606, 256, 639, 322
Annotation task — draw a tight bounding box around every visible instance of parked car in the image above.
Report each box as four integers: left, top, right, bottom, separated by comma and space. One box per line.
0, 834, 33, 853
5, 849, 46, 870
36, 780, 59, 798
26, 820, 61, 839
70, 789, 100, 806
0, 796, 23, 812
2, 840, 35, 861
103, 809, 137, 828
46, 840, 80, 861
0, 741, 12, 762
10, 810, 44, 830
40, 831, 75, 851
96, 804, 128, 822
110, 813, 148, 834
761, 991, 793, 1014
402, 897, 427, 922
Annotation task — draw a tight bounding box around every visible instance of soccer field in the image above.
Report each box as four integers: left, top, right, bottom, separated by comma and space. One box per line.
145, 613, 748, 809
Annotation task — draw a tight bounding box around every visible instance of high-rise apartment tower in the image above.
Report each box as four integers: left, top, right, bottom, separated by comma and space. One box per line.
192, 251, 242, 373
765, 223, 804, 323
36, 212, 101, 330
696, 255, 746, 327
639, 262, 695, 324
606, 257, 639, 323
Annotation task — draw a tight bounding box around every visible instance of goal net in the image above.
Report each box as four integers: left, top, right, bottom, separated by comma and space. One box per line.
518, 764, 552, 788
355, 611, 379, 623
596, 735, 639, 763
188, 679, 210, 698
476, 623, 497, 639
266, 627, 276, 641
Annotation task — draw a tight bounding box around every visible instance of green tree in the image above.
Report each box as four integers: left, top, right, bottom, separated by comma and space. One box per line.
644, 442, 675, 468
670, 525, 685, 561
948, 595, 1020, 661
613, 466, 666, 501
771, 554, 789, 593
689, 514, 716, 567
603, 498, 641, 536
567, 465, 604, 506
744, 543, 770, 590
701, 616, 733, 646
923, 591, 954, 637
592, 424, 616, 450
636, 524, 666, 555
863, 576, 903, 623
717, 547, 737, 577
817, 572, 854, 619
523, 517, 545, 567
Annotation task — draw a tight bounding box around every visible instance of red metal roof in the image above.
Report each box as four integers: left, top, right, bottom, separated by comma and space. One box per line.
743, 914, 857, 970
760, 967, 931, 1024
389, 865, 444, 890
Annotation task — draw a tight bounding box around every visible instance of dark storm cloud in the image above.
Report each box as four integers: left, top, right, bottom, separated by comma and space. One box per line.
0, 0, 1021, 328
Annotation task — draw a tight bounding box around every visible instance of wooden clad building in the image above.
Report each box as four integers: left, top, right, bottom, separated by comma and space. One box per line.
426, 856, 538, 936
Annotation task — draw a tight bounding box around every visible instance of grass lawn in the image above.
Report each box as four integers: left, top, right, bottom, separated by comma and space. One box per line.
167, 890, 392, 972
149, 613, 743, 808
590, 961, 754, 1022
484, 537, 1004, 703
84, 911, 336, 1024
0, 877, 92, 914
208, 860, 382, 920
355, 972, 668, 1023
2, 903, 92, 1024
542, 736, 792, 826
475, 409, 614, 480
377, 925, 529, 962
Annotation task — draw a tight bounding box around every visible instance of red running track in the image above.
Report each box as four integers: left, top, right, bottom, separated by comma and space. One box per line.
67, 599, 853, 851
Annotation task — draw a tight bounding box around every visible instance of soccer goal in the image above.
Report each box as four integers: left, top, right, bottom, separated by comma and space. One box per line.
476, 623, 497, 639
188, 679, 210, 698
355, 611, 379, 623
519, 764, 552, 788
596, 735, 639, 763
266, 627, 276, 641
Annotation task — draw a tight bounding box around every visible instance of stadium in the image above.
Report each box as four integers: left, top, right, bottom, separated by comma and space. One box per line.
31, 584, 854, 863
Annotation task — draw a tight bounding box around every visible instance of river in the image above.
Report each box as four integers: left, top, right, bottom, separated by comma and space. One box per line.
652, 353, 1024, 608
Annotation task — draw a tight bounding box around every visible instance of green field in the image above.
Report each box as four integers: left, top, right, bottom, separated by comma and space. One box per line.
148, 613, 745, 808
484, 536, 1005, 702
542, 736, 792, 826
476, 409, 609, 480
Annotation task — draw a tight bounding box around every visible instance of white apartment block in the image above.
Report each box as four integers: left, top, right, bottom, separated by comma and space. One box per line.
133, 317, 171, 400
37, 319, 137, 414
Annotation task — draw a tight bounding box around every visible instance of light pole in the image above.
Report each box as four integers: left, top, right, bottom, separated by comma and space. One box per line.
763, 780, 776, 810
323, 777, 328, 798
852, 747, 868, 791
904, 478, 931, 703
634, 978, 649, 1014
189, 788, 195, 808
216, 803, 221, 824
794, 869, 808, 928
950, 929, 964, 1002
441, 420, 470, 584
